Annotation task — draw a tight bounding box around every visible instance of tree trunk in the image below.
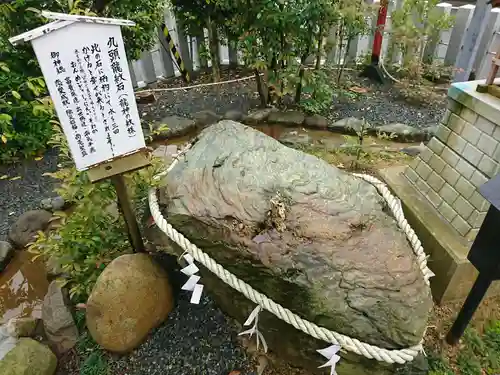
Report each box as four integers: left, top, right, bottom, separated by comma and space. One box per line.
295, 31, 313, 104
207, 16, 221, 82
196, 36, 208, 70
92, 0, 108, 14
336, 24, 345, 84
338, 37, 352, 83
255, 69, 268, 107
315, 24, 324, 70
267, 56, 277, 104
295, 55, 307, 104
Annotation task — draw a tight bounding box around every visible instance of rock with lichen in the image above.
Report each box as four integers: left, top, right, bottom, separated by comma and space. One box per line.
149, 120, 432, 375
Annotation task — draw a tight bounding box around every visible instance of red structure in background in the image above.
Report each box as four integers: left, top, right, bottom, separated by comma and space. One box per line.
361, 0, 388, 83
372, 0, 389, 65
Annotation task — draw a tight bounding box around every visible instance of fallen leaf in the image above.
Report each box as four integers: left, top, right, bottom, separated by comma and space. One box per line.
8, 211, 15, 216
228, 371, 241, 375
34, 156, 43, 161
349, 86, 368, 94
0, 175, 8, 180
9, 176, 21, 181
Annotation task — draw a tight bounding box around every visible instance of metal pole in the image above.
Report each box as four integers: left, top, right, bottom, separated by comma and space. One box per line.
111, 174, 145, 253
446, 273, 492, 345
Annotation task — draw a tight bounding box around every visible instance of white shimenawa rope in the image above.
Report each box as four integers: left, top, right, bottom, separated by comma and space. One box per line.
148, 144, 433, 365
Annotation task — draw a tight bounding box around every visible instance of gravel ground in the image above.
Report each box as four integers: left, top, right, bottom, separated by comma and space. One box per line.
139, 66, 447, 131
110, 292, 254, 375
139, 67, 261, 123
0, 148, 59, 240
326, 71, 447, 128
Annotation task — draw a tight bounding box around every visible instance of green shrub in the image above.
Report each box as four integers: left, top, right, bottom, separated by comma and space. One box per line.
29, 125, 165, 302
0, 63, 54, 163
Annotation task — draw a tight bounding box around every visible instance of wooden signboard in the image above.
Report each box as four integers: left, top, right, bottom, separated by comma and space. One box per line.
10, 12, 151, 252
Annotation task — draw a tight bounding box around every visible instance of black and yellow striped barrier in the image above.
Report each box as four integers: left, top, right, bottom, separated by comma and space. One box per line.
161, 23, 190, 83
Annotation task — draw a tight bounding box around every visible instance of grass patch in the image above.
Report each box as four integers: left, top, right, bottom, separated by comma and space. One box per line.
427, 323, 500, 375
301, 135, 411, 173
80, 352, 109, 375
74, 310, 110, 375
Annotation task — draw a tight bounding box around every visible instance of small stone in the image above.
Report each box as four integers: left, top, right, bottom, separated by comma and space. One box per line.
304, 114, 328, 129
0, 338, 57, 375
423, 125, 438, 141
328, 117, 370, 134
86, 254, 174, 353
152, 145, 178, 165
40, 197, 65, 212
400, 143, 426, 156
224, 110, 244, 121
278, 132, 311, 149
153, 116, 196, 139
5, 318, 37, 338
192, 110, 222, 127
40, 198, 52, 211
50, 197, 65, 211
152, 145, 167, 158
42, 281, 78, 354
244, 108, 276, 124
268, 111, 305, 126
135, 91, 156, 104
376, 123, 426, 142
0, 241, 14, 272
8, 210, 52, 248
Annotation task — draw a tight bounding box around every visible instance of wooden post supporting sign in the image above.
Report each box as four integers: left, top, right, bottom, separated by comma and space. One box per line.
9, 12, 150, 253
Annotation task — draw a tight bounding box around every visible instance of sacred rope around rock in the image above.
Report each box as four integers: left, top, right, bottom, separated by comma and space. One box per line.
148, 144, 434, 365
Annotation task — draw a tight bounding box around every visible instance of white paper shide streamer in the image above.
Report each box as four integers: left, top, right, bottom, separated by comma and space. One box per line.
318, 345, 342, 375
238, 305, 268, 353
180, 253, 204, 304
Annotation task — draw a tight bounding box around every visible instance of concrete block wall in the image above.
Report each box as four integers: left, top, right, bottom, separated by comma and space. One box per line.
404, 98, 495, 241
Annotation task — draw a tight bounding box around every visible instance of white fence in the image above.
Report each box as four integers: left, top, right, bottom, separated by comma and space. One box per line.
129, 2, 500, 88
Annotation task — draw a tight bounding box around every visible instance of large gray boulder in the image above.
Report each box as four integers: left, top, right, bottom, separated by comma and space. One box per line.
149, 121, 432, 374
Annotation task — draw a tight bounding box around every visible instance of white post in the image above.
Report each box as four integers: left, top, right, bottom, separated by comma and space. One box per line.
453, 0, 492, 82
381, 0, 397, 63
326, 26, 338, 66
139, 51, 157, 84
128, 61, 138, 88
347, 0, 375, 63
424, 2, 453, 63
445, 4, 475, 66
473, 8, 500, 77
477, 26, 500, 79
228, 40, 238, 67
219, 40, 230, 66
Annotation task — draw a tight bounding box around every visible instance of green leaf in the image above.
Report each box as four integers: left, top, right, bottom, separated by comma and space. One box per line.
0, 113, 12, 122
11, 90, 21, 100
27, 81, 39, 96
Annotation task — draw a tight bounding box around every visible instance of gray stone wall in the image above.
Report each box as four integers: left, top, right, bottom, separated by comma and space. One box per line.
404, 98, 496, 241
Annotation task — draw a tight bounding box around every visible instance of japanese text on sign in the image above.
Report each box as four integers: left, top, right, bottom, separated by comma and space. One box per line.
32, 22, 145, 171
